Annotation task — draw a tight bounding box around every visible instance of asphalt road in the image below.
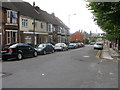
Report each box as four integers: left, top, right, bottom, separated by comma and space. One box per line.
2, 45, 118, 88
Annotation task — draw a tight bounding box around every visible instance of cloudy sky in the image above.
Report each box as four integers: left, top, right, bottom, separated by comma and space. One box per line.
23, 0, 104, 34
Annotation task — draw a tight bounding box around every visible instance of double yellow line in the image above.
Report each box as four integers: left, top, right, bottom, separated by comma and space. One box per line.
96, 50, 120, 62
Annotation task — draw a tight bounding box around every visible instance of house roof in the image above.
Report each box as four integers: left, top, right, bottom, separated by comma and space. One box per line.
2, 2, 69, 29
55, 17, 69, 29
34, 7, 63, 27
2, 2, 19, 11
12, 2, 44, 21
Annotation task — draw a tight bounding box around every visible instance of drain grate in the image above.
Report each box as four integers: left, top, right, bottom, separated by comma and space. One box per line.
0, 72, 12, 78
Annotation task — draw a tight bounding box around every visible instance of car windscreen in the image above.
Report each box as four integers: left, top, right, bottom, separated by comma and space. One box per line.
55, 43, 63, 46
69, 43, 75, 46
96, 43, 103, 45
38, 44, 46, 48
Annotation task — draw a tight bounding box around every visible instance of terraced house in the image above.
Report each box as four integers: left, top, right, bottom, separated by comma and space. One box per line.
1, 2, 20, 47
1, 1, 70, 47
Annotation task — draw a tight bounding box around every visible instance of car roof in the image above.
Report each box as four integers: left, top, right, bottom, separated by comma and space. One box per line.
8, 43, 30, 48
96, 42, 103, 44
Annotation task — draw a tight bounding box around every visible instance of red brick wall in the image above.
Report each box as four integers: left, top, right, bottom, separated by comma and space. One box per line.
70, 31, 84, 42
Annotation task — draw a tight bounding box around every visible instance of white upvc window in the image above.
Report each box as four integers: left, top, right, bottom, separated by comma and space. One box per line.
40, 23, 44, 29
12, 32, 17, 43
22, 19, 28, 27
48, 24, 52, 32
7, 10, 11, 23
12, 18, 17, 24
12, 11, 18, 18
12, 11, 17, 24
7, 31, 11, 44
7, 10, 18, 24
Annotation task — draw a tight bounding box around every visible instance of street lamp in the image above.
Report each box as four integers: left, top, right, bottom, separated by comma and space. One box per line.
68, 14, 76, 28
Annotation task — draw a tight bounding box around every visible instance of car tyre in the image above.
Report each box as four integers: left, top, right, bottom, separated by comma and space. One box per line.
52, 50, 55, 53
33, 51, 37, 57
2, 58, 8, 61
17, 53, 23, 60
43, 50, 46, 55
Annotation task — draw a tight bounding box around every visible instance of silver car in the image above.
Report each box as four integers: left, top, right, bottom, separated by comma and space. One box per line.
55, 43, 68, 51
94, 42, 103, 50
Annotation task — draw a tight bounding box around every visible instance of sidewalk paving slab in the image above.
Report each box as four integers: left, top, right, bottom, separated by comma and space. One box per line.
100, 44, 120, 62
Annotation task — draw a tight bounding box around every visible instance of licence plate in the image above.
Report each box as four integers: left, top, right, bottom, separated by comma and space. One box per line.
1, 51, 7, 53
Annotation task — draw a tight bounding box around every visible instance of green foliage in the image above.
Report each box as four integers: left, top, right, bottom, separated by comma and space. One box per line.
87, 2, 120, 39
90, 39, 96, 42
84, 39, 89, 44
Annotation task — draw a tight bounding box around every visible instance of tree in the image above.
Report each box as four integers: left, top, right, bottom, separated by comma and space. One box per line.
87, 2, 120, 39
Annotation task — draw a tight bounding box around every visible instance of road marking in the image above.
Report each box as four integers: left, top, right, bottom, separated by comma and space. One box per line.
83, 56, 90, 58
42, 73, 45, 76
109, 72, 114, 75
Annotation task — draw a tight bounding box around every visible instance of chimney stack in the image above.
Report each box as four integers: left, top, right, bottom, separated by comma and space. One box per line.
33, 2, 35, 7
51, 13, 55, 17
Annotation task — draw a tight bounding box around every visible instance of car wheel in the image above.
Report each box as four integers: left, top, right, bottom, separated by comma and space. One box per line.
43, 50, 46, 55
17, 53, 23, 60
52, 50, 55, 53
33, 51, 37, 57
2, 58, 8, 61
62, 48, 64, 51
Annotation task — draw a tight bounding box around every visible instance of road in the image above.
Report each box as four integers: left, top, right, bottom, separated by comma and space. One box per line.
2, 45, 118, 88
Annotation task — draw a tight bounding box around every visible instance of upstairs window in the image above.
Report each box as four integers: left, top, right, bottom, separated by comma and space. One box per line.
48, 24, 52, 32
12, 11, 17, 24
7, 10, 11, 23
7, 10, 18, 24
41, 23, 44, 29
22, 19, 28, 27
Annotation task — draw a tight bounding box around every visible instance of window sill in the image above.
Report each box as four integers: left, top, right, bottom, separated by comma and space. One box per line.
6, 23, 18, 26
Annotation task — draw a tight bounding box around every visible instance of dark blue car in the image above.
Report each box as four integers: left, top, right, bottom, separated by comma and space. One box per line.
35, 43, 55, 55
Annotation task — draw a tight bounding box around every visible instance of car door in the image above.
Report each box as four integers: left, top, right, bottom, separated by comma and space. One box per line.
48, 45, 53, 53
45, 45, 50, 53
27, 46, 35, 56
17, 45, 27, 57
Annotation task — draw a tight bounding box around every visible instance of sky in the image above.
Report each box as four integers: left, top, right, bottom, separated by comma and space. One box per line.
23, 0, 104, 34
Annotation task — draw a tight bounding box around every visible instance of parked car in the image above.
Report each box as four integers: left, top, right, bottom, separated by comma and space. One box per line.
35, 43, 55, 55
90, 42, 96, 45
1, 43, 37, 61
94, 42, 104, 50
80, 43, 85, 47
68, 43, 77, 49
54, 43, 68, 51
76, 43, 83, 48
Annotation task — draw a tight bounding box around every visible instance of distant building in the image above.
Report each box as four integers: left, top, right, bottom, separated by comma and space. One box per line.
89, 33, 105, 41
70, 31, 84, 42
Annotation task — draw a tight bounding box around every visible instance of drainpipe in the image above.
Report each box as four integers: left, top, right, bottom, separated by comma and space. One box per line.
33, 18, 35, 47
18, 11, 20, 43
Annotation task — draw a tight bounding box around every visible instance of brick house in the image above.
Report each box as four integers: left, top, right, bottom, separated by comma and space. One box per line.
1, 2, 70, 47
1, 2, 20, 47
70, 31, 84, 42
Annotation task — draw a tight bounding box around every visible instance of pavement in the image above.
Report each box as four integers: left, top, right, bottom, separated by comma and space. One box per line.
100, 44, 120, 62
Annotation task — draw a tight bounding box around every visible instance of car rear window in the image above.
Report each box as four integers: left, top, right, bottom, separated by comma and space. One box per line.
96, 43, 103, 45
38, 44, 46, 48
